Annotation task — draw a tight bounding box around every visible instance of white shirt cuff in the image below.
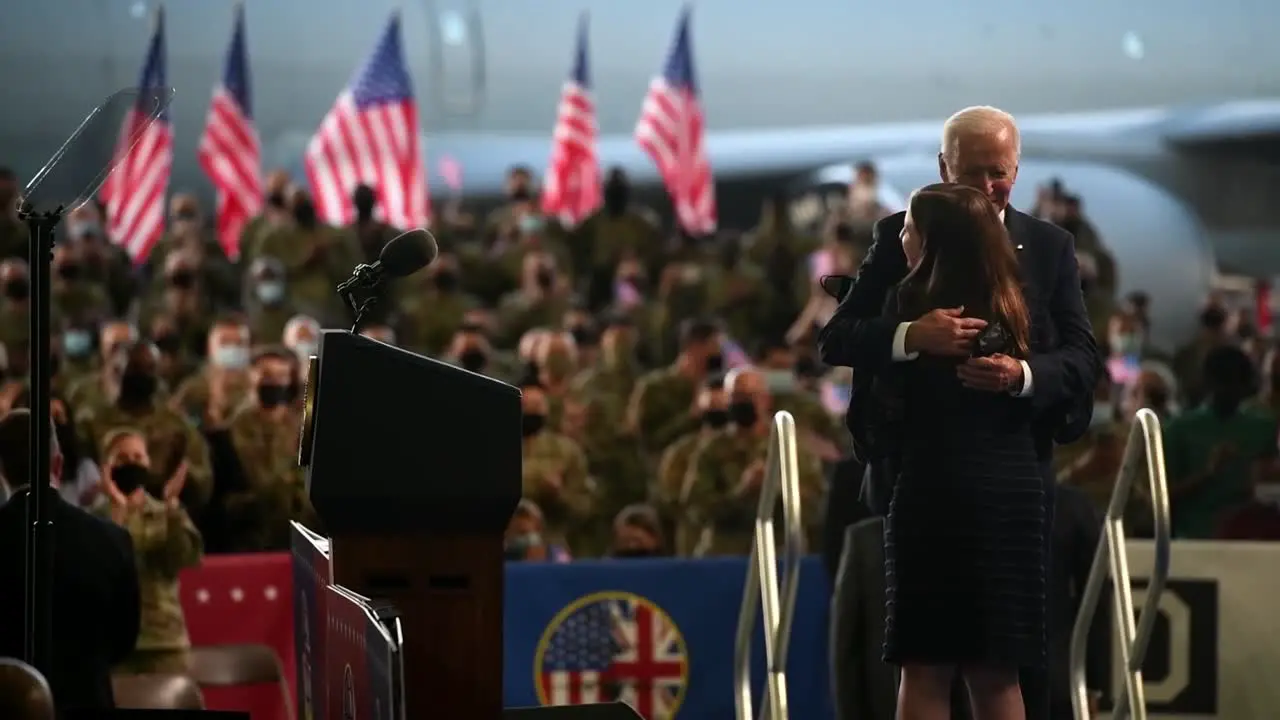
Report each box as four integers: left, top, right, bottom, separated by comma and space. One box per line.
892, 322, 919, 361
1013, 359, 1034, 397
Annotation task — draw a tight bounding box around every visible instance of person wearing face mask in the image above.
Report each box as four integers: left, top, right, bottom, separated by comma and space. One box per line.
58, 322, 100, 390
201, 347, 314, 552
755, 339, 846, 464
77, 341, 214, 516
609, 504, 666, 558
348, 184, 398, 262
0, 260, 32, 379
171, 315, 254, 427
654, 377, 730, 555
66, 320, 142, 418
519, 382, 594, 554
239, 169, 296, 268
399, 254, 480, 356
706, 235, 768, 343
66, 204, 137, 316
1172, 303, 1232, 410
575, 316, 643, 400
745, 193, 820, 315
51, 244, 110, 346
533, 331, 582, 429
92, 428, 202, 676
1164, 345, 1280, 539
683, 367, 826, 556
495, 253, 570, 347
503, 500, 571, 562
626, 318, 726, 458
569, 168, 663, 309
483, 165, 539, 239
257, 189, 360, 326
283, 314, 322, 367
147, 195, 238, 307
245, 256, 300, 345
139, 249, 214, 359
0, 167, 29, 261
445, 323, 500, 379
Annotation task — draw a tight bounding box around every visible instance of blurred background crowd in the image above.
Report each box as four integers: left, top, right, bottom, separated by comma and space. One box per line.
2, 154, 1279, 672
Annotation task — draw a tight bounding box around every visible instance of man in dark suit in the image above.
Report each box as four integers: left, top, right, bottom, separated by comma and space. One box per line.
817, 106, 1101, 720
0, 409, 141, 712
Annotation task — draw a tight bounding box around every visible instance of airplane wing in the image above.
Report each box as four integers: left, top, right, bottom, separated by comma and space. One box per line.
1160, 99, 1280, 146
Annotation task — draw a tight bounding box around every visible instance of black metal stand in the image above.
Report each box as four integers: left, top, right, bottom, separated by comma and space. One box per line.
337, 266, 382, 335
19, 202, 60, 676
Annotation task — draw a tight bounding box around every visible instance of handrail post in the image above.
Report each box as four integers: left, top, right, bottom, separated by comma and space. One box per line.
732, 411, 804, 720
1069, 408, 1172, 720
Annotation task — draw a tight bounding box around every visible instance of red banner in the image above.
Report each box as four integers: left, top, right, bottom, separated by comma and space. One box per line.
180, 552, 295, 720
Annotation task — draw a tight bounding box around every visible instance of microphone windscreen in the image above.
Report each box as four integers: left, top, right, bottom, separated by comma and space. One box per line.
379, 228, 439, 278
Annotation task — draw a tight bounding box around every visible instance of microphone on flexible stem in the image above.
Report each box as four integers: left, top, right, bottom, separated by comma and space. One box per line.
338, 227, 439, 333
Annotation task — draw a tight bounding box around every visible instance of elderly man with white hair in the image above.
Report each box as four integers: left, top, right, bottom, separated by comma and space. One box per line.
818, 106, 1101, 720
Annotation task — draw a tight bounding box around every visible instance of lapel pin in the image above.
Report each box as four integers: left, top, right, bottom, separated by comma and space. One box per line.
1016, 244, 1024, 251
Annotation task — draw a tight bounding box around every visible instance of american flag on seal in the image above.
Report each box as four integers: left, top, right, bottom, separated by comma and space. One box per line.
537, 594, 687, 719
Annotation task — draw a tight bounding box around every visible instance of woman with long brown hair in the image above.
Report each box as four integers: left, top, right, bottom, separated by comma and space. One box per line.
876, 183, 1044, 720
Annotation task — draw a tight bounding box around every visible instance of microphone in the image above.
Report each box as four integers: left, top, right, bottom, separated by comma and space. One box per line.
337, 228, 439, 294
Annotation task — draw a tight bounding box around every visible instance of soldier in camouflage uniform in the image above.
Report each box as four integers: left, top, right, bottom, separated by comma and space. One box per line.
495, 253, 571, 348
0, 260, 31, 377
398, 254, 481, 357
567, 168, 664, 311
207, 347, 313, 551
683, 368, 825, 556
95, 428, 202, 675
66, 320, 140, 417
51, 243, 111, 351
170, 314, 254, 425
654, 376, 729, 556
144, 194, 239, 309
706, 236, 770, 346
442, 322, 519, 383
0, 168, 29, 261
76, 341, 213, 514
245, 257, 303, 344
532, 331, 581, 432
346, 184, 401, 263
626, 318, 725, 459
237, 169, 295, 268
520, 382, 595, 555
137, 250, 217, 366
256, 190, 361, 326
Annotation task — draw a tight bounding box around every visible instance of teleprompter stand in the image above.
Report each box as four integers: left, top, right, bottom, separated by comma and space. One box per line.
302, 331, 640, 719
15, 87, 172, 679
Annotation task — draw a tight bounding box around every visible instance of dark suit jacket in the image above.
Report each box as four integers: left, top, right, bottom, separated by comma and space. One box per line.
0, 487, 141, 711
817, 207, 1100, 515
830, 519, 897, 720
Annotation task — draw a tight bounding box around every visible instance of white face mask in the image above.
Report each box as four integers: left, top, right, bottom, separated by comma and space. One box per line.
1091, 402, 1114, 429
213, 345, 250, 370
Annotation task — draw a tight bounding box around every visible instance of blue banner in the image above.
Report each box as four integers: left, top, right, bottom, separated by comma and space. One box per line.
502, 556, 835, 719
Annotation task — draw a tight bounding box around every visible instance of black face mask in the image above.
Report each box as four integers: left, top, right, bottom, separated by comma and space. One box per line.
118, 371, 158, 404
4, 279, 29, 301
603, 182, 629, 215
257, 383, 292, 409
294, 201, 318, 228
110, 463, 150, 495
266, 191, 287, 209
702, 409, 730, 429
522, 413, 546, 438
509, 187, 532, 203
729, 400, 758, 427
168, 271, 196, 289
569, 325, 597, 348
433, 270, 459, 292
57, 263, 81, 281
174, 209, 199, 223
535, 269, 555, 291
459, 349, 488, 373
153, 333, 182, 355
613, 547, 658, 559
704, 353, 725, 374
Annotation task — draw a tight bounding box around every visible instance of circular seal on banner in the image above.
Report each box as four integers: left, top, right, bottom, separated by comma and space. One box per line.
342, 663, 356, 720
301, 597, 314, 720
533, 591, 689, 720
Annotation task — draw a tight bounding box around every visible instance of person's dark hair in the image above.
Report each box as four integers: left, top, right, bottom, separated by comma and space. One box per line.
678, 317, 720, 348
614, 503, 664, 545
0, 409, 61, 490
1199, 305, 1228, 330
1203, 344, 1256, 389
899, 182, 1030, 356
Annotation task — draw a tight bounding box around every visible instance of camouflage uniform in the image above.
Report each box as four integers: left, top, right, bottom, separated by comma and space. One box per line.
256, 225, 361, 325
655, 427, 725, 556
77, 401, 214, 512
521, 430, 594, 554
0, 218, 29, 262
169, 370, 252, 427
222, 405, 313, 551
494, 292, 570, 349
684, 429, 825, 556
626, 367, 700, 457
399, 289, 480, 357
97, 493, 203, 674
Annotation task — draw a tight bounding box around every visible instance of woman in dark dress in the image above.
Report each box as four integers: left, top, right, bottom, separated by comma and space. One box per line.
877, 183, 1045, 720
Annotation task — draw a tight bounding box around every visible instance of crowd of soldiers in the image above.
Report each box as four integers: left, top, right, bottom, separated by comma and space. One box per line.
0, 160, 1133, 673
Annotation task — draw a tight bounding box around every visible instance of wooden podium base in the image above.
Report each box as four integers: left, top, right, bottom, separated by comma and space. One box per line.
332, 532, 505, 720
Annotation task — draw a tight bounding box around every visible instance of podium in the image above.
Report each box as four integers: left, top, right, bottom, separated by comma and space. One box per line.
302, 331, 522, 719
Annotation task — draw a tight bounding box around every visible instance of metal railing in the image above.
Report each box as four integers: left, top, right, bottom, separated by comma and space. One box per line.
733, 411, 805, 720
1069, 408, 1173, 720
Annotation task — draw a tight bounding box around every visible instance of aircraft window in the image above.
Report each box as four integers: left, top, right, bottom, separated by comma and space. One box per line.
1122, 31, 1145, 60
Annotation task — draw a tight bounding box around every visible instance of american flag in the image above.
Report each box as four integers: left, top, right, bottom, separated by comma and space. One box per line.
538, 596, 686, 719
540, 13, 601, 225
634, 6, 716, 236
100, 7, 172, 262
305, 13, 429, 230
198, 3, 261, 261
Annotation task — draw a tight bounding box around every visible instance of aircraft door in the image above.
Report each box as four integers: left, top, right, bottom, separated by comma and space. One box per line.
423, 0, 487, 118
